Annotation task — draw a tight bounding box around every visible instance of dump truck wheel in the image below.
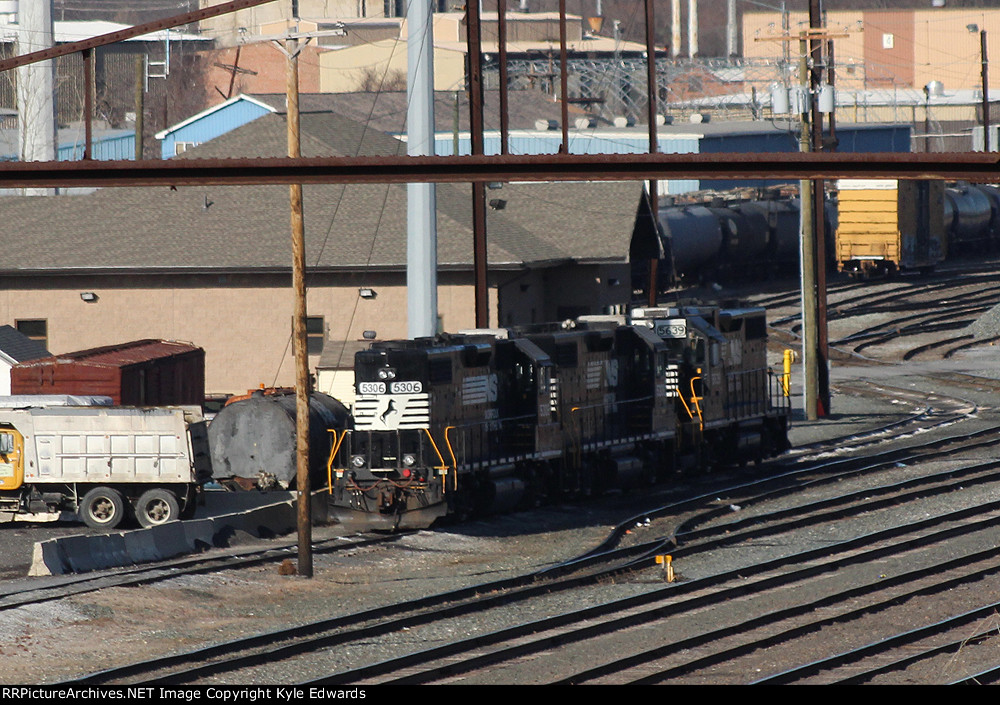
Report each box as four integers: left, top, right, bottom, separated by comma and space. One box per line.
79, 487, 126, 530
134, 488, 180, 528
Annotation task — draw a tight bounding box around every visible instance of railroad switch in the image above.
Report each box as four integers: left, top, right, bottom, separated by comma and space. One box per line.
655, 554, 675, 582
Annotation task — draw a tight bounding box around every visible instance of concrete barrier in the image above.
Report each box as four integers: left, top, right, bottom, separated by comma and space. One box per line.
29, 497, 300, 576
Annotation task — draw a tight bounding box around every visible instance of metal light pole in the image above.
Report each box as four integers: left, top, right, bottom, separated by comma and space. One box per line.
982, 29, 990, 152
407, 0, 439, 338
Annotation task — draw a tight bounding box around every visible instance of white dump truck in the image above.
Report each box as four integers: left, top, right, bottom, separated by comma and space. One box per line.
0, 404, 211, 529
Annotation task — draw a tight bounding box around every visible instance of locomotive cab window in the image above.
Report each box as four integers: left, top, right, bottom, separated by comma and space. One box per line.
0, 432, 13, 454
685, 338, 706, 366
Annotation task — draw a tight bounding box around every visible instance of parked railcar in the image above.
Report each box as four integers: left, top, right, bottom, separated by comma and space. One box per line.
835, 179, 946, 277
944, 182, 994, 251
834, 179, 1000, 277
652, 189, 829, 287
325, 306, 791, 529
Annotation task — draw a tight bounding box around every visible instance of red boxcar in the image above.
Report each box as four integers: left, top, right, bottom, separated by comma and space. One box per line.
11, 340, 205, 406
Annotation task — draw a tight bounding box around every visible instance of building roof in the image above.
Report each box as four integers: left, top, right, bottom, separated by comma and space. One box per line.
318, 339, 376, 370
249, 89, 574, 134
0, 111, 644, 275
0, 326, 50, 363
154, 94, 277, 140
0, 20, 208, 44
19, 339, 202, 370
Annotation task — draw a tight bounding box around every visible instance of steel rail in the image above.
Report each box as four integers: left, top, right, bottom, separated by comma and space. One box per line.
624, 538, 1000, 685
1, 152, 1000, 188
755, 595, 1000, 685
69, 424, 999, 684
322, 500, 1000, 685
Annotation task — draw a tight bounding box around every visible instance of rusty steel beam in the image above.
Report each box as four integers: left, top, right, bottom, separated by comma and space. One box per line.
0, 0, 278, 75
1, 153, 999, 189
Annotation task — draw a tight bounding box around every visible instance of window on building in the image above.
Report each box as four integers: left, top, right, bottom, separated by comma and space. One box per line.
15, 319, 47, 349
307, 316, 325, 355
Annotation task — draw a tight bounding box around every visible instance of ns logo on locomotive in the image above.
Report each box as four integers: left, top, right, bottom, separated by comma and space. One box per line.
324, 304, 792, 530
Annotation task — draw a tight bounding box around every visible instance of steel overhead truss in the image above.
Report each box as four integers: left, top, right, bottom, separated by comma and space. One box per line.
0, 152, 999, 188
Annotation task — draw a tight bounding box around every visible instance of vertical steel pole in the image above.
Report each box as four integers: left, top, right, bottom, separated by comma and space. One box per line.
466, 0, 489, 328
982, 30, 990, 152
83, 48, 93, 161
498, 0, 510, 155
827, 39, 836, 150
645, 0, 660, 307
135, 56, 144, 160
407, 0, 439, 338
558, 0, 570, 152
287, 37, 312, 578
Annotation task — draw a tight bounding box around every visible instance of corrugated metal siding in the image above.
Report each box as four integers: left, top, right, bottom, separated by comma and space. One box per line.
11, 340, 205, 406
432, 131, 701, 193
698, 125, 911, 190
160, 101, 273, 158
58, 132, 136, 161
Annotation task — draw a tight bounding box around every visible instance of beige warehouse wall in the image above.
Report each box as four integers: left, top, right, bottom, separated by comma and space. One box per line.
318, 40, 467, 92
199, 0, 376, 45
0, 272, 493, 396
743, 9, 1000, 92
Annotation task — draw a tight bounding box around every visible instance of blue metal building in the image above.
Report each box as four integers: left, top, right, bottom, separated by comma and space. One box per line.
154, 94, 277, 159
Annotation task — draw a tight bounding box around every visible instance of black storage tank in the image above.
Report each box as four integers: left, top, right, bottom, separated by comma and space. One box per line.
208, 389, 350, 489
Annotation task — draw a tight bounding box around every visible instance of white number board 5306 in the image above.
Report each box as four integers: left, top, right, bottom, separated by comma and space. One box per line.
358, 381, 386, 394
390, 380, 423, 394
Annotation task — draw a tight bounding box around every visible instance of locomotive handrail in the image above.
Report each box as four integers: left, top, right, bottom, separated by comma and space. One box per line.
421, 428, 450, 475
689, 376, 705, 431
677, 387, 696, 421
724, 367, 769, 419
443, 426, 459, 491
325, 428, 351, 494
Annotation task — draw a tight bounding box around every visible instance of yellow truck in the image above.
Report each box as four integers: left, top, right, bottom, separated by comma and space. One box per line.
0, 403, 210, 529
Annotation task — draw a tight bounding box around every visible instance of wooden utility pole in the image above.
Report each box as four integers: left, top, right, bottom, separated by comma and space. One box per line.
281, 33, 312, 578
798, 36, 819, 423
809, 0, 830, 418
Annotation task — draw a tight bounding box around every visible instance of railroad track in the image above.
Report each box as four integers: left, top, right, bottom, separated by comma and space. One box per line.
66, 414, 1000, 685
0, 531, 407, 614
312, 461, 1000, 684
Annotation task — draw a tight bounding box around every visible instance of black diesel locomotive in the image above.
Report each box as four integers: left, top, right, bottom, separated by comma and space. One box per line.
325, 305, 792, 529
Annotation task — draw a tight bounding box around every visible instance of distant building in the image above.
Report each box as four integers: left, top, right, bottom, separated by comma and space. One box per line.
0, 325, 51, 396
0, 19, 210, 130
0, 110, 654, 394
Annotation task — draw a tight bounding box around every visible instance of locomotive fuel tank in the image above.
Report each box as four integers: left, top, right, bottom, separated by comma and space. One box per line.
208, 388, 350, 490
